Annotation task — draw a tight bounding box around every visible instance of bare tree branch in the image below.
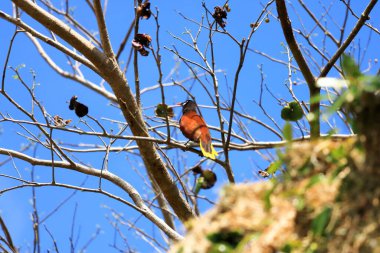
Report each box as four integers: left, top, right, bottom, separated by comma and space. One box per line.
0, 11, 100, 75
0, 216, 18, 253
25, 33, 116, 102
275, 0, 320, 139
11, 0, 195, 222
0, 147, 182, 241
93, 0, 115, 58
319, 0, 378, 77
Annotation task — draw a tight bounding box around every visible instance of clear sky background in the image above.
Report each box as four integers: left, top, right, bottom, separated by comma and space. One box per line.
0, 1, 379, 252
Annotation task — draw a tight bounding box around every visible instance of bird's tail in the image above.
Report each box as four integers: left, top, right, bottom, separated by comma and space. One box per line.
200, 135, 218, 160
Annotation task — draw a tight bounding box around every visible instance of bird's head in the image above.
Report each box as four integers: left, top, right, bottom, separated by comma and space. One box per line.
179, 100, 197, 114
68, 95, 78, 110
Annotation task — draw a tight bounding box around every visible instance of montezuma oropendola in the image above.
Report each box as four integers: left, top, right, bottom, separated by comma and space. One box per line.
179, 100, 218, 160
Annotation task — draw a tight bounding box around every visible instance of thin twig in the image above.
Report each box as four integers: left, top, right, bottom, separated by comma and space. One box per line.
319, 0, 378, 77
276, 0, 320, 138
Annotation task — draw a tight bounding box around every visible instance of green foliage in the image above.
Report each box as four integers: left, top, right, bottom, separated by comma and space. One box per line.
267, 160, 282, 174
282, 244, 293, 253
306, 174, 324, 189
283, 122, 293, 141
315, 55, 380, 132
327, 144, 347, 163
305, 242, 319, 253
234, 233, 261, 252
311, 207, 332, 237
263, 182, 277, 210
330, 55, 380, 112
342, 54, 361, 78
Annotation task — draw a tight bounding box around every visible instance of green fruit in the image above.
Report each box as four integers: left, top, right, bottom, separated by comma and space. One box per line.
194, 170, 217, 194
281, 101, 303, 121
288, 101, 303, 120
201, 170, 217, 189
281, 106, 292, 121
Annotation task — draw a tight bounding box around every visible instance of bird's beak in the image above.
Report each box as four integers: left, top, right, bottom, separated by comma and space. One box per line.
176, 102, 183, 106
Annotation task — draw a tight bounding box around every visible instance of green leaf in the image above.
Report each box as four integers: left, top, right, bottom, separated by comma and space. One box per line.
327, 90, 348, 115
283, 122, 293, 141
263, 183, 276, 210
234, 233, 261, 252
294, 196, 305, 210
310, 93, 324, 104
305, 242, 319, 253
359, 75, 380, 92
341, 54, 361, 78
282, 244, 292, 253
306, 174, 324, 189
267, 160, 282, 174
329, 145, 347, 161
311, 207, 332, 236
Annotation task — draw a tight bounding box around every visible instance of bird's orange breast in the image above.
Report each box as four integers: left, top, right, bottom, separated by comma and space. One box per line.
179, 111, 209, 141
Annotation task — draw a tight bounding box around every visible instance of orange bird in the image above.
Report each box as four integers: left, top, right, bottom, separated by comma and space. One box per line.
179, 100, 218, 159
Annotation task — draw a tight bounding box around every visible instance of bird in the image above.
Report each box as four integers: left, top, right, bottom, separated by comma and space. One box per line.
179, 100, 218, 159
69, 96, 89, 117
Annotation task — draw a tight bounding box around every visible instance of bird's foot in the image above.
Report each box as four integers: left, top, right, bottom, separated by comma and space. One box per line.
181, 140, 192, 152
184, 140, 192, 147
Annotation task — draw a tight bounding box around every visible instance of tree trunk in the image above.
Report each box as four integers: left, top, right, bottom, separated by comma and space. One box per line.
12, 0, 195, 222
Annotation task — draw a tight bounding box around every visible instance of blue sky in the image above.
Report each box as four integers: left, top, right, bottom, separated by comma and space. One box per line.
0, 0, 379, 252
